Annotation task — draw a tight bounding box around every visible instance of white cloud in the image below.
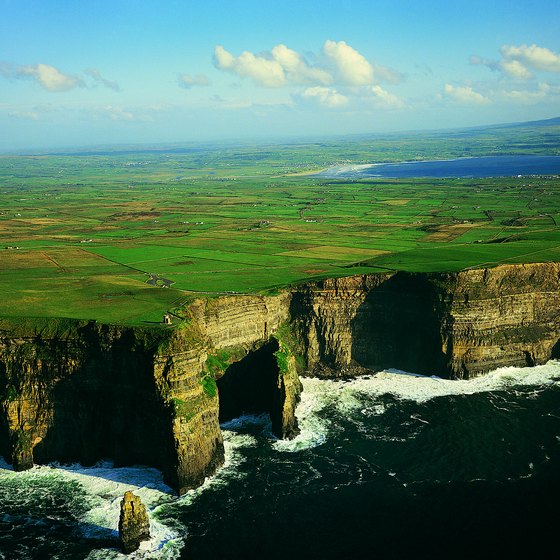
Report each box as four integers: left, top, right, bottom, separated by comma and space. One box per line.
499, 59, 533, 80
471, 43, 560, 81
500, 44, 560, 73
1, 62, 119, 92
214, 45, 286, 87
18, 64, 84, 91
214, 44, 333, 88
178, 73, 211, 88
300, 86, 348, 108
213, 41, 400, 90
85, 68, 120, 91
443, 84, 491, 105
502, 82, 560, 104
369, 85, 406, 109
271, 44, 332, 85
323, 40, 373, 85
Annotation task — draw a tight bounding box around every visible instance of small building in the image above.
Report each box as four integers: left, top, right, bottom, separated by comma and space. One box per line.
163, 314, 172, 325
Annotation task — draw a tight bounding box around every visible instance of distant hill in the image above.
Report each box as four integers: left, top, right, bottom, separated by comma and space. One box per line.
495, 116, 560, 129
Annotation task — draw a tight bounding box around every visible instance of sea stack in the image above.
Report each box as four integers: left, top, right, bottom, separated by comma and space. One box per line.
118, 491, 150, 554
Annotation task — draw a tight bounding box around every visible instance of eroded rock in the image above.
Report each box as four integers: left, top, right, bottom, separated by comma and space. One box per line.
118, 491, 150, 553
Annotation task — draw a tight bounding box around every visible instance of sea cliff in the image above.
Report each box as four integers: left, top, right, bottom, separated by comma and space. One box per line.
1, 262, 559, 494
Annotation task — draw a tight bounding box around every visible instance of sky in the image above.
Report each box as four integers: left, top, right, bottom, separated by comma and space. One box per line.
1, 0, 560, 151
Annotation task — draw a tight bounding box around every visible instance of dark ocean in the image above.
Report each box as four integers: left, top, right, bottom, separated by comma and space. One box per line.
315, 155, 560, 179
1, 362, 560, 560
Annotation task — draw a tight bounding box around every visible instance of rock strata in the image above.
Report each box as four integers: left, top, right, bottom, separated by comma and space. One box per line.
0, 262, 559, 494
294, 263, 560, 378
118, 491, 150, 554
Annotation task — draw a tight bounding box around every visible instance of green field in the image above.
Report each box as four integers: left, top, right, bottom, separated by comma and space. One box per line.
1, 119, 559, 325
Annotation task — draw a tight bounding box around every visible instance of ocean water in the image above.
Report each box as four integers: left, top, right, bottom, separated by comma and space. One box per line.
1, 362, 560, 559
316, 155, 560, 178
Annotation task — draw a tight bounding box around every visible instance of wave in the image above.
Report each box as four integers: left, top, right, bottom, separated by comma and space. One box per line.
0, 459, 182, 559
273, 361, 560, 453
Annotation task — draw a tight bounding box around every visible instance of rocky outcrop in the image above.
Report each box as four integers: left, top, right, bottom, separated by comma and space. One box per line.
1, 262, 559, 494
118, 491, 150, 553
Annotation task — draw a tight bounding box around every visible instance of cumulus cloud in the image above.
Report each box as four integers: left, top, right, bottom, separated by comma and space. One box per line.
271, 44, 332, 85
213, 40, 400, 90
300, 86, 348, 108
471, 43, 560, 81
443, 84, 491, 105
85, 68, 120, 91
17, 63, 84, 91
499, 59, 533, 80
500, 44, 560, 73
323, 40, 374, 85
1, 62, 120, 92
178, 73, 211, 88
214, 45, 286, 87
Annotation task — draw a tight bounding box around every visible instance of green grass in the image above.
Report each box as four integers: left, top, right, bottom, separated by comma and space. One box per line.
1, 120, 559, 326
201, 375, 217, 398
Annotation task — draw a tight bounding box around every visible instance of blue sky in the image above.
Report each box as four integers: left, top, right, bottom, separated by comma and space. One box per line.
1, 0, 559, 150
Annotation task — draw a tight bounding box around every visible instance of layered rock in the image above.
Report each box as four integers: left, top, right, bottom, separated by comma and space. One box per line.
1, 262, 559, 495
293, 262, 560, 378
118, 491, 150, 553
440, 263, 560, 377
0, 322, 177, 481
0, 293, 299, 495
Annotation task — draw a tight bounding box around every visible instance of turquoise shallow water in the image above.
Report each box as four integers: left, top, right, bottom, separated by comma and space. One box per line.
316, 155, 560, 178
1, 362, 560, 560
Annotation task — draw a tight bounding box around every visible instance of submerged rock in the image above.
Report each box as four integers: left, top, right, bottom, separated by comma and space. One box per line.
118, 491, 150, 553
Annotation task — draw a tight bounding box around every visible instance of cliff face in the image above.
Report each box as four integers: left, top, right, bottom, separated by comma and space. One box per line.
0, 293, 300, 495
0, 323, 176, 476
293, 262, 560, 379
1, 262, 559, 493
440, 263, 560, 377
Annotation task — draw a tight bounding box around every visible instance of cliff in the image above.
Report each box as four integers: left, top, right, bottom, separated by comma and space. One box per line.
294, 262, 560, 378
0, 294, 300, 495
1, 262, 559, 494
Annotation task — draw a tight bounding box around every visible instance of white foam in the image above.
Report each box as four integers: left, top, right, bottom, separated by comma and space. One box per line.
0, 459, 182, 559
356, 361, 560, 402
0, 413, 280, 557
2, 361, 558, 556
273, 361, 560, 453
175, 414, 271, 509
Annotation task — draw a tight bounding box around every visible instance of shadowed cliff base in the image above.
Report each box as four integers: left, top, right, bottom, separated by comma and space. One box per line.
32, 328, 173, 470
295, 263, 560, 379
350, 272, 448, 375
